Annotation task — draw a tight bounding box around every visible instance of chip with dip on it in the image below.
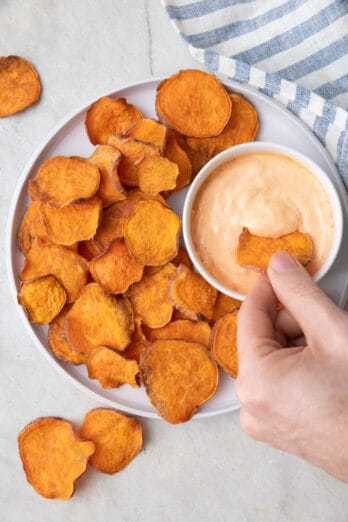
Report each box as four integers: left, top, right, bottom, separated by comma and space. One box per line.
236, 228, 313, 272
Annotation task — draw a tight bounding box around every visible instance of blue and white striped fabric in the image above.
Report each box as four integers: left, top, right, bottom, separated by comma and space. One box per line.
161, 0, 348, 189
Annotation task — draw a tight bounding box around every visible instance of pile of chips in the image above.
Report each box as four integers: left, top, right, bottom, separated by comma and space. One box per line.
17, 69, 261, 429
13, 67, 316, 500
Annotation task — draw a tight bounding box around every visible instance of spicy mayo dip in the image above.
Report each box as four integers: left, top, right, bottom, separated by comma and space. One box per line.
190, 152, 334, 295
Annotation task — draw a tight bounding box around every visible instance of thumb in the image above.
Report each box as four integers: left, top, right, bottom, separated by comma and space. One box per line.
267, 251, 341, 342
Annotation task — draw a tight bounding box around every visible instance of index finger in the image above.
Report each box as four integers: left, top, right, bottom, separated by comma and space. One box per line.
237, 273, 280, 361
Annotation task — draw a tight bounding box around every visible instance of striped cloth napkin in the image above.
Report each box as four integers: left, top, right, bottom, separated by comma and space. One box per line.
161, 0, 348, 189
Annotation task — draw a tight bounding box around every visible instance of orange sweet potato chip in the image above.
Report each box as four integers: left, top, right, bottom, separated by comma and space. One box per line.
87, 145, 126, 206
140, 339, 218, 423
48, 306, 86, 365
90, 238, 144, 294
172, 308, 192, 321
85, 97, 143, 145
138, 156, 179, 194
172, 247, 193, 270
107, 135, 159, 186
211, 311, 238, 378
66, 283, 133, 355
18, 201, 51, 255
18, 417, 94, 500
20, 239, 89, 302
163, 130, 192, 191
126, 263, 176, 328
0, 56, 41, 118
87, 346, 139, 389
124, 200, 180, 266
18, 275, 66, 324
236, 228, 313, 271
92, 190, 168, 254
143, 265, 163, 276
79, 409, 142, 474
155, 69, 231, 138
148, 319, 211, 348
169, 265, 217, 321
186, 94, 259, 159
40, 196, 102, 245
29, 156, 100, 208
78, 240, 97, 260
124, 339, 148, 365
212, 292, 241, 322
123, 118, 167, 151
181, 142, 207, 178
124, 318, 150, 363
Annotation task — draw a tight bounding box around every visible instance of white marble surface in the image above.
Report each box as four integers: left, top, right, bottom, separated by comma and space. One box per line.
1, 2, 348, 521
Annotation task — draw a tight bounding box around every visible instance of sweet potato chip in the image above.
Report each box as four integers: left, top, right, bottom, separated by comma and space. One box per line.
18, 201, 50, 255
18, 417, 94, 500
66, 283, 132, 354
186, 94, 259, 159
90, 238, 144, 294
85, 97, 143, 145
123, 118, 166, 151
126, 263, 176, 328
124, 318, 150, 363
148, 319, 211, 348
174, 132, 207, 177
124, 340, 148, 364
169, 265, 217, 321
107, 135, 158, 186
48, 306, 86, 365
79, 409, 142, 474
211, 311, 238, 378
87, 145, 126, 206
78, 240, 97, 260
140, 340, 218, 423
172, 247, 193, 270
40, 197, 102, 245
18, 275, 66, 324
20, 239, 89, 302
87, 346, 139, 389
163, 130, 192, 191
236, 228, 313, 271
92, 190, 168, 254
143, 265, 163, 276
123, 317, 150, 364
124, 200, 180, 265
138, 156, 179, 194
155, 69, 231, 138
0, 56, 41, 118
172, 308, 192, 321
29, 156, 100, 208
212, 292, 241, 322
181, 142, 207, 178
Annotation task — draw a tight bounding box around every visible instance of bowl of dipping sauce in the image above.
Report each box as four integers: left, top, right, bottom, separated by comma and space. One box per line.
183, 142, 343, 300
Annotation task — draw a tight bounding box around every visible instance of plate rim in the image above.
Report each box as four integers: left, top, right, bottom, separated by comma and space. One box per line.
6, 75, 348, 420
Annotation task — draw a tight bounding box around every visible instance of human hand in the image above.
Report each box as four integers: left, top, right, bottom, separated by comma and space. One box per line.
236, 251, 348, 482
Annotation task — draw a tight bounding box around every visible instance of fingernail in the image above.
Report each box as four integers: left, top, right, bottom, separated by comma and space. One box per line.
269, 251, 298, 272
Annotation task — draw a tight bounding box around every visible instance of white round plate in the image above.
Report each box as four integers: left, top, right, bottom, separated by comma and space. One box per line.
6, 78, 348, 419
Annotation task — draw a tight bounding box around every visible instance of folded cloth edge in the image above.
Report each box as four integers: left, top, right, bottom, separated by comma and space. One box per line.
160, 0, 348, 190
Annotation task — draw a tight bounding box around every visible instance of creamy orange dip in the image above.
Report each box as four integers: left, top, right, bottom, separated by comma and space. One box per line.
191, 152, 334, 295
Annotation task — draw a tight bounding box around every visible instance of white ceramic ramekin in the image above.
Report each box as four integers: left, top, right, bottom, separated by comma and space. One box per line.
183, 142, 343, 300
